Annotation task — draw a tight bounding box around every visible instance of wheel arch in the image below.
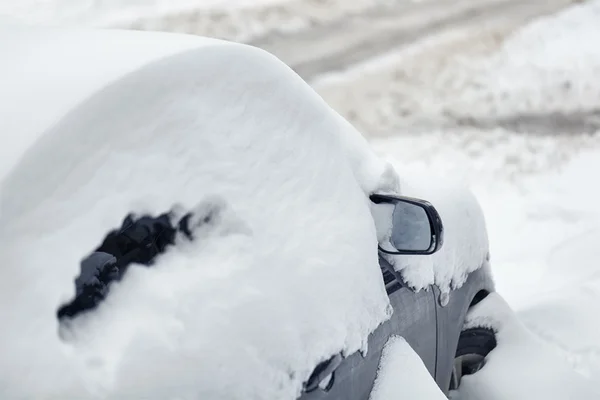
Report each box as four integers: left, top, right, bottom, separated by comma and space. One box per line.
435, 263, 495, 393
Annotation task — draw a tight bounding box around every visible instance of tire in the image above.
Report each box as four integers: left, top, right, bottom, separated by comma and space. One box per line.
448, 327, 497, 392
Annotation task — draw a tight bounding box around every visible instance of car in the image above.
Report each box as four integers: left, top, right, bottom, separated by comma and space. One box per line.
0, 26, 496, 399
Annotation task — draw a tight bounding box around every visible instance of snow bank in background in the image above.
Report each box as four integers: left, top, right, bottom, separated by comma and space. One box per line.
123, 0, 406, 42
369, 336, 446, 400
455, 294, 600, 400
0, 0, 409, 41
371, 128, 599, 188
0, 29, 395, 399
451, 0, 600, 118
518, 275, 600, 383
370, 130, 600, 284
315, 0, 600, 134
0, 0, 288, 27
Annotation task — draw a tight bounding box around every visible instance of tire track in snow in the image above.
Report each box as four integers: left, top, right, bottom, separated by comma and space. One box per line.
250, 0, 576, 82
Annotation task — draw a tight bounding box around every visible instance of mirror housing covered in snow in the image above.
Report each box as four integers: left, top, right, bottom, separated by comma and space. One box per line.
371, 194, 444, 255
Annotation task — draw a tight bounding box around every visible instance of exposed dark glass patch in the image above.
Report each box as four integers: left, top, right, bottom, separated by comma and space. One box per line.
57, 209, 197, 322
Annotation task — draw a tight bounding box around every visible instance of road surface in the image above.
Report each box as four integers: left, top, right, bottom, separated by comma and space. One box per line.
249, 0, 576, 82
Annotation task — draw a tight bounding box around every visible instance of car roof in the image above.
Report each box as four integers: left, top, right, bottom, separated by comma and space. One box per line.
0, 26, 393, 399
0, 25, 219, 180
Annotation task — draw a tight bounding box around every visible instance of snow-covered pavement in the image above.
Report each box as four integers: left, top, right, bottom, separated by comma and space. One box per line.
355, 1, 600, 397
367, 129, 600, 398
314, 0, 599, 135
370, 336, 448, 400
458, 293, 600, 399
0, 0, 434, 42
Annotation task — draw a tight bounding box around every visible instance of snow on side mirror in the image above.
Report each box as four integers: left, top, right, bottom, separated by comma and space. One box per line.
371, 194, 444, 255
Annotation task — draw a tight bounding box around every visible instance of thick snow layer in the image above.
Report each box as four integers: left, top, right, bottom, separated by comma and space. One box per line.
0, 29, 396, 399
0, 0, 289, 26
0, 0, 410, 42
455, 293, 600, 400
369, 336, 446, 400
0, 26, 210, 182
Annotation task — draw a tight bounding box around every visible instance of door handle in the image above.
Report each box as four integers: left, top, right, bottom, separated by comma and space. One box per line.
304, 353, 343, 393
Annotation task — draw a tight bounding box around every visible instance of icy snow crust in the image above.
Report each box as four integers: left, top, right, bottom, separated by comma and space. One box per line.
0, 31, 397, 399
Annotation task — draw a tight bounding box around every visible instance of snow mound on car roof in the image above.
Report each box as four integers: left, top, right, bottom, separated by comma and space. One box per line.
0, 25, 209, 182
0, 31, 395, 399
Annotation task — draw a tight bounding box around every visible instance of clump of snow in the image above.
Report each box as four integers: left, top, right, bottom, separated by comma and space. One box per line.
0, 28, 396, 399
369, 336, 447, 400
375, 169, 489, 293
0, 25, 210, 182
455, 293, 600, 400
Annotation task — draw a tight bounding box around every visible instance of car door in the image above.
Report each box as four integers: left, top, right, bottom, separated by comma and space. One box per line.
298, 256, 438, 400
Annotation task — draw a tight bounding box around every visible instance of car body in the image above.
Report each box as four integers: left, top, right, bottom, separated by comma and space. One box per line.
299, 257, 494, 399
0, 26, 494, 399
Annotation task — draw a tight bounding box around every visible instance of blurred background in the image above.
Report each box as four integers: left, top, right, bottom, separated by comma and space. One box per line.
2, 0, 600, 381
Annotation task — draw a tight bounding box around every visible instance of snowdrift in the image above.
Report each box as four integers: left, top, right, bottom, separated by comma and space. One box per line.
458, 293, 600, 399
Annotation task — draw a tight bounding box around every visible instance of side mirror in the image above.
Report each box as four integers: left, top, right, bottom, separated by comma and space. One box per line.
371, 194, 444, 255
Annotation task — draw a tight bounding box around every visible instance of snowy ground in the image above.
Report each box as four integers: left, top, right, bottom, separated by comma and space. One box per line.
314, 0, 600, 135
355, 1, 600, 397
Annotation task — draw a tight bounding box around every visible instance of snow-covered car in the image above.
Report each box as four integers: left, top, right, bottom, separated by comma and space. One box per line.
0, 26, 494, 399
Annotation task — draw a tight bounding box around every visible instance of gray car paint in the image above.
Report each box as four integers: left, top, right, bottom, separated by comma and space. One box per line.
434, 261, 495, 394
298, 258, 494, 399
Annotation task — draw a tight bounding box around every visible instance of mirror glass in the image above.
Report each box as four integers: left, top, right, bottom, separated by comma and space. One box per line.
390, 200, 433, 252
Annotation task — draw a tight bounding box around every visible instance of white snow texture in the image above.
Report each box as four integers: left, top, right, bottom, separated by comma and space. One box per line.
366, 1, 600, 399
369, 336, 447, 400
457, 294, 600, 400
0, 29, 398, 399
